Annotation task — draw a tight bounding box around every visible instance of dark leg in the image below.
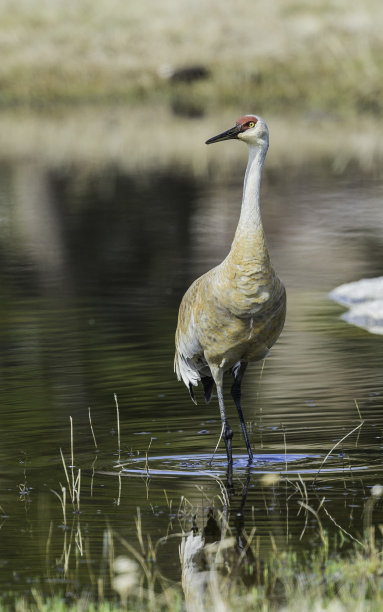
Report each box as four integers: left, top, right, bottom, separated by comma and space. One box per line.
211, 365, 233, 466
226, 460, 234, 493
231, 362, 254, 463
219, 387, 234, 467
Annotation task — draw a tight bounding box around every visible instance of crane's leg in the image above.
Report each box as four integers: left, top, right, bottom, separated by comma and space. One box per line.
231, 362, 254, 463
210, 365, 233, 466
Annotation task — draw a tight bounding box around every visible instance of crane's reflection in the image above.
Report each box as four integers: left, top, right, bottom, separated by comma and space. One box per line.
180, 465, 254, 608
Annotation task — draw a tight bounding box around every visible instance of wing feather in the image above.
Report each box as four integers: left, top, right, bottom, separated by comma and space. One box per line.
174, 277, 205, 391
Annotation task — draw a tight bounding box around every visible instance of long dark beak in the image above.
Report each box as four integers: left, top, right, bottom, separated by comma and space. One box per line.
205, 124, 241, 145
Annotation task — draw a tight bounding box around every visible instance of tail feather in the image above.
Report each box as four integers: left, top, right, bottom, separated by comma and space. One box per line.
174, 351, 201, 397
188, 383, 197, 405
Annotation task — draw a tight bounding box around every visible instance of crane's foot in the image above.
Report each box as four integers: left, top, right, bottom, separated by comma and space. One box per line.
246, 447, 254, 464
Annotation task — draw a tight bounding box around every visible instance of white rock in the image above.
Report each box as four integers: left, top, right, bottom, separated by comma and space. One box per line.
330, 277, 383, 334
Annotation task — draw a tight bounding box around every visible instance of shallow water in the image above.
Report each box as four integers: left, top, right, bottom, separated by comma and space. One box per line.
0, 153, 383, 598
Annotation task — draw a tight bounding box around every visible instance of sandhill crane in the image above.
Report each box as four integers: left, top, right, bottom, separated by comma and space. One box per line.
174, 115, 286, 465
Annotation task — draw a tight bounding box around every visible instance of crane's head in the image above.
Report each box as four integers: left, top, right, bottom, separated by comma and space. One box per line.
206, 115, 268, 147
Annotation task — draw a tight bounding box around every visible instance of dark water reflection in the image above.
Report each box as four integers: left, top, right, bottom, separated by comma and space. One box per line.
0, 156, 383, 597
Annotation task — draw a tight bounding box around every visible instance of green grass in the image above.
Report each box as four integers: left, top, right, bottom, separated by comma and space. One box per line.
1, 599, 120, 612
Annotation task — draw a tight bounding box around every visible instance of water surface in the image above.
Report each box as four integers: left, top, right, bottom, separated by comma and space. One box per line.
0, 151, 383, 598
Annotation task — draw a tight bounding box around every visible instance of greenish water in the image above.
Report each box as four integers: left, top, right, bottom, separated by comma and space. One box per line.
0, 156, 383, 600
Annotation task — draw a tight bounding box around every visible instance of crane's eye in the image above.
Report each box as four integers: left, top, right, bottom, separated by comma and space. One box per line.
248, 121, 255, 128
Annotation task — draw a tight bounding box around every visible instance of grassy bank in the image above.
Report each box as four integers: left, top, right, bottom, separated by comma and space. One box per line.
5, 432, 383, 612
1, 0, 383, 174
0, 0, 382, 116
1, 105, 383, 176
3, 536, 383, 611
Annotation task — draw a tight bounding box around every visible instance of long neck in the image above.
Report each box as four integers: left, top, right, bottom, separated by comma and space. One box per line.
230, 142, 269, 265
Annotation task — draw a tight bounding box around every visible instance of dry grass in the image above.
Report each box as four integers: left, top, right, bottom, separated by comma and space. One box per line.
0, 0, 382, 115
0, 1, 382, 173
0, 104, 382, 176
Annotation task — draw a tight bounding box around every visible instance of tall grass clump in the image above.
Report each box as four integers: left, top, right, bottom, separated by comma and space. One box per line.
7, 403, 380, 612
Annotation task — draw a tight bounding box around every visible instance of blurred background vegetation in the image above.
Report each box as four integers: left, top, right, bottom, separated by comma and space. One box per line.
0, 0, 382, 172
1, 0, 382, 114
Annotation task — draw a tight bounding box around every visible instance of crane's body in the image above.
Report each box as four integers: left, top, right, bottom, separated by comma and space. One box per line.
174, 115, 286, 465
